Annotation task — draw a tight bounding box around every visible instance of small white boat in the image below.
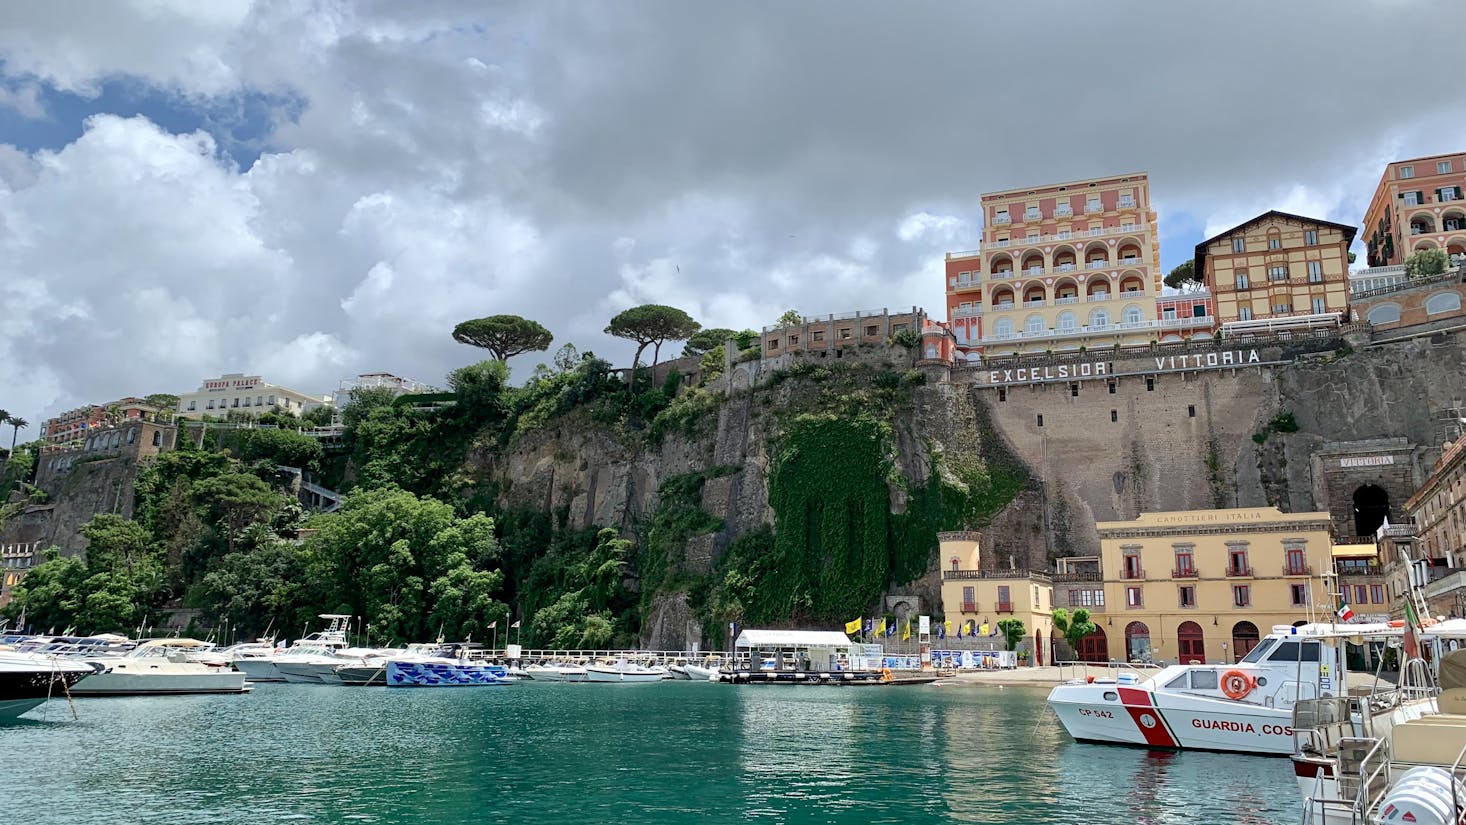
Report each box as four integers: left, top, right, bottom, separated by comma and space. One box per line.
584, 660, 667, 683
523, 664, 589, 682
667, 665, 692, 680
682, 663, 722, 682
70, 639, 249, 696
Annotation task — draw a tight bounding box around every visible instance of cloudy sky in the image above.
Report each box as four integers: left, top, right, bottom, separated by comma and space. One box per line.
2, 1, 1464, 425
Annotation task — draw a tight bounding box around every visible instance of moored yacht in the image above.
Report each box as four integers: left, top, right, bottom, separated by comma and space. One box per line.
234, 615, 351, 683
1048, 623, 1397, 756
584, 659, 667, 683
69, 639, 250, 696
0, 651, 98, 721
523, 663, 589, 682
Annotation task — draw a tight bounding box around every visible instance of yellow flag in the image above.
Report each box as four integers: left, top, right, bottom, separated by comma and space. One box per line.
844, 618, 862, 635
979, 622, 990, 637
901, 621, 911, 641
943, 620, 951, 632
876, 618, 887, 637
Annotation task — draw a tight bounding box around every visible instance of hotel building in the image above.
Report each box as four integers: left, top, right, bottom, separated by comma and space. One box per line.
1195, 211, 1355, 334
1361, 152, 1466, 269
945, 172, 1213, 359
174, 373, 332, 420
1095, 508, 1336, 665
43, 397, 162, 444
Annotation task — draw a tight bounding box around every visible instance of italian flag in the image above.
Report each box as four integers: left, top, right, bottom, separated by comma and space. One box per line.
1336, 598, 1355, 622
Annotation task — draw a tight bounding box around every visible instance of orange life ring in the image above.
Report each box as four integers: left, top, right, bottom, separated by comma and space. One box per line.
1220, 670, 1256, 700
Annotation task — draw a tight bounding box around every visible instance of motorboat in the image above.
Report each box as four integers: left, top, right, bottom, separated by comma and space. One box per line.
69, 639, 250, 696
1293, 624, 1466, 824
584, 659, 667, 683
523, 663, 588, 682
667, 664, 692, 680
1048, 623, 1400, 756
682, 662, 723, 682
191, 639, 276, 669
385, 659, 509, 687
0, 651, 98, 721
234, 615, 350, 683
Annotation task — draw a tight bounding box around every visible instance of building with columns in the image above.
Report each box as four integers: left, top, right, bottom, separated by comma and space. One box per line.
174, 373, 332, 420
1362, 151, 1466, 269
945, 172, 1214, 360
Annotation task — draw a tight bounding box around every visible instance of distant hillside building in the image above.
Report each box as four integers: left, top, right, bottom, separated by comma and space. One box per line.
1195, 210, 1355, 335
1362, 152, 1466, 269
43, 397, 162, 443
332, 372, 432, 408
174, 373, 332, 420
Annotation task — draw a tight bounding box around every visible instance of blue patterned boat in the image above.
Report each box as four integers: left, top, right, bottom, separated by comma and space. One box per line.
385, 660, 509, 687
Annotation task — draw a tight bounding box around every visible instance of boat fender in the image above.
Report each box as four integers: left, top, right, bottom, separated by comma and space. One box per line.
881, 668, 893, 683
1220, 670, 1256, 700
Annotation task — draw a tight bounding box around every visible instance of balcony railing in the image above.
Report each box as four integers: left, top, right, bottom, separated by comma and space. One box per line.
1055, 296, 1079, 305
1119, 257, 1141, 265
976, 315, 1212, 345
960, 601, 977, 613
1282, 563, 1313, 577
1227, 565, 1252, 577
1026, 266, 1045, 275
1120, 568, 1145, 581
995, 602, 1015, 614
1054, 263, 1077, 273
1118, 199, 1136, 208
951, 306, 982, 318
1088, 292, 1110, 302
1052, 571, 1102, 582
985, 224, 1149, 247
1086, 260, 1109, 269
1024, 212, 1041, 222
1086, 202, 1104, 213
1055, 206, 1073, 217
1024, 299, 1046, 307
993, 301, 1015, 309
994, 215, 1011, 224
1172, 567, 1198, 579
942, 569, 1052, 582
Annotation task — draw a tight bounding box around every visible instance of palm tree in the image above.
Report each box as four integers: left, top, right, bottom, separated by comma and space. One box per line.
0, 410, 10, 459
8, 417, 27, 455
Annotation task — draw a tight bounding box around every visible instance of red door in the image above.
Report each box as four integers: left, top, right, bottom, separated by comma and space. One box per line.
1177, 621, 1206, 664
1077, 628, 1109, 663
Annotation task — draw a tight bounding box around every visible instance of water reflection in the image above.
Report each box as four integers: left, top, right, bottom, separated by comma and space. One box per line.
2, 682, 1301, 825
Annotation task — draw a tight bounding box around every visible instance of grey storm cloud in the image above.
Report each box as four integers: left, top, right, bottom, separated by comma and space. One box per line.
0, 0, 1463, 424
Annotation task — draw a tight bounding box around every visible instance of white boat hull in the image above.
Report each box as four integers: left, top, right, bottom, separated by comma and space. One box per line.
525, 666, 588, 682
1048, 682, 1298, 755
71, 667, 248, 696
233, 659, 284, 683
584, 666, 666, 683
682, 664, 721, 681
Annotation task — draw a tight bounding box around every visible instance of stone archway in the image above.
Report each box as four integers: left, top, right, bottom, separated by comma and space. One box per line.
1354, 484, 1391, 537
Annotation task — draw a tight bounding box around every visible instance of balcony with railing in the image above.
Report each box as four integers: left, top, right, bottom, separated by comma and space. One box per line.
1120, 567, 1145, 581
1026, 266, 1045, 276
1024, 299, 1046, 308
960, 601, 978, 613
951, 306, 982, 318
1227, 564, 1253, 577
1052, 570, 1102, 582
1172, 566, 1198, 579
994, 214, 1011, 224
995, 602, 1015, 614
942, 569, 1052, 582
1055, 205, 1073, 217
1023, 211, 1041, 222
1086, 260, 1109, 270
976, 315, 1211, 345
1118, 198, 1136, 208
1085, 202, 1104, 214
1055, 296, 1080, 305
1282, 563, 1313, 577
1054, 263, 1077, 273
986, 224, 1149, 247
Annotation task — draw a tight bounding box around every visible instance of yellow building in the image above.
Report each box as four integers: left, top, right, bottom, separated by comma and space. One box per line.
1096, 507, 1335, 665
1195, 211, 1356, 334
938, 531, 1055, 663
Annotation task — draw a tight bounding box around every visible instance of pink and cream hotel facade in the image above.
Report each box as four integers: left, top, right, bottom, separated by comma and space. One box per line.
945, 172, 1215, 360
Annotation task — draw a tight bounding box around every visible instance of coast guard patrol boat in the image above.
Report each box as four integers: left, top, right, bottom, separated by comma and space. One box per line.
1047, 623, 1396, 756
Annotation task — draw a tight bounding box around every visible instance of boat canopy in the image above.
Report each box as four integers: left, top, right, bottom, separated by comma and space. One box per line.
1423, 618, 1466, 640
1271, 622, 1399, 638
734, 630, 854, 649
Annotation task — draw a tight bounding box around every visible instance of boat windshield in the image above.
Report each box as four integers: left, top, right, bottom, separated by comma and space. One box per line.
1239, 638, 1278, 664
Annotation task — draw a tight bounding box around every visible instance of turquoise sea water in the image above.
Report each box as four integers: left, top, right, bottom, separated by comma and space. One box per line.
6, 682, 1299, 824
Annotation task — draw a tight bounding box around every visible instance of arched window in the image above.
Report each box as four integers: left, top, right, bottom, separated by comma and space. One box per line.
1426, 292, 1462, 315
1025, 314, 1046, 335
1057, 311, 1077, 333
995, 318, 1014, 338
1089, 309, 1111, 329
1122, 305, 1143, 326
152, 431, 162, 447
126, 428, 136, 445
1125, 621, 1151, 662
1366, 303, 1401, 325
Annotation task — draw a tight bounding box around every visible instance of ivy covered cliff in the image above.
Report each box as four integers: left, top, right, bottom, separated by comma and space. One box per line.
3, 343, 1031, 650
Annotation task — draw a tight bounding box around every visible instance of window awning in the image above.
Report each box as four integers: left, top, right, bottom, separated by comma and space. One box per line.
1331, 544, 1378, 558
